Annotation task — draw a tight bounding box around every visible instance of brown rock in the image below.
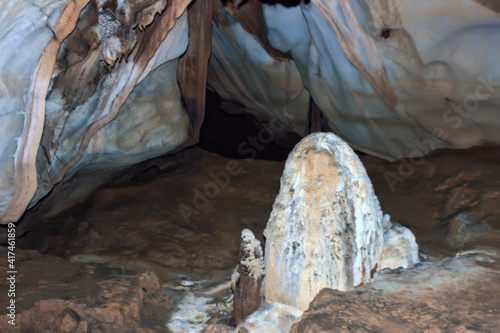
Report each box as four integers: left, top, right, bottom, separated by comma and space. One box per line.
60, 308, 80, 332
443, 186, 480, 218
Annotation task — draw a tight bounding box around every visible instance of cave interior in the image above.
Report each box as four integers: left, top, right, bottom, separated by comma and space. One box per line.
0, 0, 500, 332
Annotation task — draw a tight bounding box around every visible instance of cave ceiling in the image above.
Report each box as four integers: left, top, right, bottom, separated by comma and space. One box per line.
0, 0, 499, 223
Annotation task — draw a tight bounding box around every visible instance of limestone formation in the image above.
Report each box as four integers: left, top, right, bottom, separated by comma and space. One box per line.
231, 229, 265, 325
378, 219, 420, 271
263, 133, 418, 310
235, 302, 303, 333
0, 0, 192, 223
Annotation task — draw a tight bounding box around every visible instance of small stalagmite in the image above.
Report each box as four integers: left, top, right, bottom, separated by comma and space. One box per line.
263, 132, 418, 311
231, 229, 265, 325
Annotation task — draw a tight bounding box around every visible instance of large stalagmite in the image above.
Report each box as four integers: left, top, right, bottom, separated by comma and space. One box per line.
263, 132, 418, 311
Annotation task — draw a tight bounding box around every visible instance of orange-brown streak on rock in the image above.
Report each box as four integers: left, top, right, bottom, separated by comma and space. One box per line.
177, 0, 213, 147
0, 0, 91, 224
51, 0, 192, 185
222, 0, 291, 61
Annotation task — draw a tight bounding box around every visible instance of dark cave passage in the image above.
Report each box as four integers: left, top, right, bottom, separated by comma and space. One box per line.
199, 90, 300, 161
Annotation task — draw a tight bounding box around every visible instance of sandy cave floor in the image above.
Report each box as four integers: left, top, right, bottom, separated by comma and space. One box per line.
1, 146, 500, 332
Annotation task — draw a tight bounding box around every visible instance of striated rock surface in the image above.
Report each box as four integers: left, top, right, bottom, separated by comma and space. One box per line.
263, 133, 418, 310
0, 0, 192, 224
0, 0, 87, 223
209, 2, 310, 138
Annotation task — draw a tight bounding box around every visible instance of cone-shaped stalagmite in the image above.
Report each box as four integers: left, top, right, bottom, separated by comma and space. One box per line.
263, 133, 418, 310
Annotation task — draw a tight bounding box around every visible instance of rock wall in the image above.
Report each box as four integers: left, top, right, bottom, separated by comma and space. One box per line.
0, 0, 192, 223
0, 0, 83, 223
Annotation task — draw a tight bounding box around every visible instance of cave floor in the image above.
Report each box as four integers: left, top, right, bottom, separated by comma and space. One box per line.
1, 146, 500, 332
50, 148, 283, 275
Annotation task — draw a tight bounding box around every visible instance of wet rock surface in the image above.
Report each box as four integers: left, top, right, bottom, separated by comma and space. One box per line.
236, 302, 304, 333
